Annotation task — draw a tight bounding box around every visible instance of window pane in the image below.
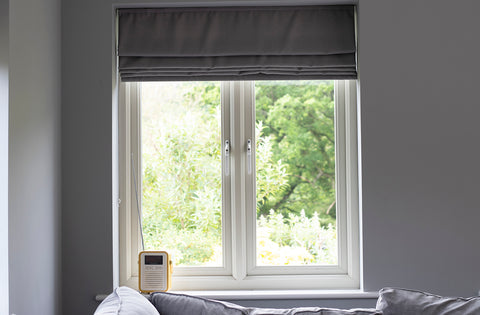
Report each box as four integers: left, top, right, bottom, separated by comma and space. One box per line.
254, 80, 338, 266
141, 82, 223, 267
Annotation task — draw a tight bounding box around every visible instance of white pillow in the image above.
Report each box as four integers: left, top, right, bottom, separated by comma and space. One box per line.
377, 287, 480, 315
94, 286, 160, 315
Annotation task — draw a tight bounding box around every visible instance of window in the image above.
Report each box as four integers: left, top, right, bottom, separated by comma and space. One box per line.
119, 80, 359, 291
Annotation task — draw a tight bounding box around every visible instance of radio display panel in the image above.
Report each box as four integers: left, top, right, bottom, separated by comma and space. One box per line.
145, 255, 164, 265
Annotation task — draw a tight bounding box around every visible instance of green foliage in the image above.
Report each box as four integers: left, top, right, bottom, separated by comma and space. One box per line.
141, 82, 223, 266
255, 81, 336, 225
140, 81, 338, 267
257, 210, 337, 265
255, 121, 289, 206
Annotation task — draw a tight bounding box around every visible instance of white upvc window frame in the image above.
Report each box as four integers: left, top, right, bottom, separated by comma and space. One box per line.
119, 80, 359, 291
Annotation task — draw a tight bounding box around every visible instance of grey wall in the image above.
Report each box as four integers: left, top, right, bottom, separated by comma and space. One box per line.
61, 0, 115, 313
0, 0, 10, 313
61, 0, 480, 314
8, 0, 62, 314
358, 0, 480, 296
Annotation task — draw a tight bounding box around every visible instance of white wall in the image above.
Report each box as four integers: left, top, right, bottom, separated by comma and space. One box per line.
9, 0, 62, 314
61, 0, 480, 314
0, 0, 10, 313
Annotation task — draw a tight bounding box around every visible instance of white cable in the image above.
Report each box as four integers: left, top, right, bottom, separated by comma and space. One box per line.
131, 152, 145, 251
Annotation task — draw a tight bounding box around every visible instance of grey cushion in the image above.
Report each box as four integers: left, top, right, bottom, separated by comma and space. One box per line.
150, 291, 382, 315
376, 287, 480, 315
94, 286, 160, 315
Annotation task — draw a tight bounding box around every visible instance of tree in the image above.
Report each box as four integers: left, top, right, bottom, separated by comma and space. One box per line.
141, 82, 223, 265
255, 81, 336, 226
140, 81, 338, 266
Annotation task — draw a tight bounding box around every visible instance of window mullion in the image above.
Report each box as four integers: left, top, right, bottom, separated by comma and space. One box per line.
229, 81, 255, 281
229, 81, 244, 281
334, 80, 348, 271
221, 82, 233, 276
243, 82, 256, 275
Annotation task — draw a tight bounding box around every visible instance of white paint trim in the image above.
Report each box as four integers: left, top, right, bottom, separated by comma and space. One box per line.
0, 0, 8, 311
119, 80, 360, 290
178, 289, 378, 300
112, 6, 120, 291
221, 82, 234, 277
95, 290, 377, 302
344, 80, 360, 287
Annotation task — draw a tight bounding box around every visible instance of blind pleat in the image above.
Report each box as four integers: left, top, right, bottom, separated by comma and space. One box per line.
117, 6, 356, 81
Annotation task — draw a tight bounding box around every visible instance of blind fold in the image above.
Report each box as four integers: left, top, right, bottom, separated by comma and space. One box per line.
118, 6, 356, 81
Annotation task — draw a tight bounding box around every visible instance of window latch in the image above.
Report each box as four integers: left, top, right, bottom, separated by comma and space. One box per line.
225, 140, 230, 176
247, 139, 252, 175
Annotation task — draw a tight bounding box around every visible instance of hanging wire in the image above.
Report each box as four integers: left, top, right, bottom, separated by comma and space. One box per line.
131, 152, 145, 251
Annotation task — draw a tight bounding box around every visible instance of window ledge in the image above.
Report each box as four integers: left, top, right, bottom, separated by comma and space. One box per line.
95, 290, 378, 302
172, 290, 379, 301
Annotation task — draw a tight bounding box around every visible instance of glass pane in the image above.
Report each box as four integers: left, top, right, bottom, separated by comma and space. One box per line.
141, 82, 223, 267
254, 80, 338, 266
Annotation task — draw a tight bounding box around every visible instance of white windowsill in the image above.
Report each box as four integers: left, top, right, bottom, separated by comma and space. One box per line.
96, 290, 379, 302
171, 290, 379, 300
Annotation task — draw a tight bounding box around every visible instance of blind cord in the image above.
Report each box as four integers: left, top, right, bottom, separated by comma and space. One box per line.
131, 152, 145, 251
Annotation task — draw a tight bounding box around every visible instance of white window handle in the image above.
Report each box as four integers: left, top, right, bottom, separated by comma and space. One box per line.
224, 140, 230, 176
247, 139, 252, 175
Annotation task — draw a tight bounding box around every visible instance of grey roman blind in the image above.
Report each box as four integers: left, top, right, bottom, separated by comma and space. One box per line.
117, 5, 357, 81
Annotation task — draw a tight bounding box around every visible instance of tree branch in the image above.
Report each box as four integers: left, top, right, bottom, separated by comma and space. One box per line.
326, 200, 336, 215
270, 181, 299, 211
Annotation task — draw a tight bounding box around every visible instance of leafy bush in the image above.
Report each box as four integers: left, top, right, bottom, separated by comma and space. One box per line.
141, 81, 338, 267
257, 210, 337, 265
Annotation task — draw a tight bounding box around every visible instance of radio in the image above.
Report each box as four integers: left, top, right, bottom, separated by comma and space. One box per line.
138, 251, 173, 293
